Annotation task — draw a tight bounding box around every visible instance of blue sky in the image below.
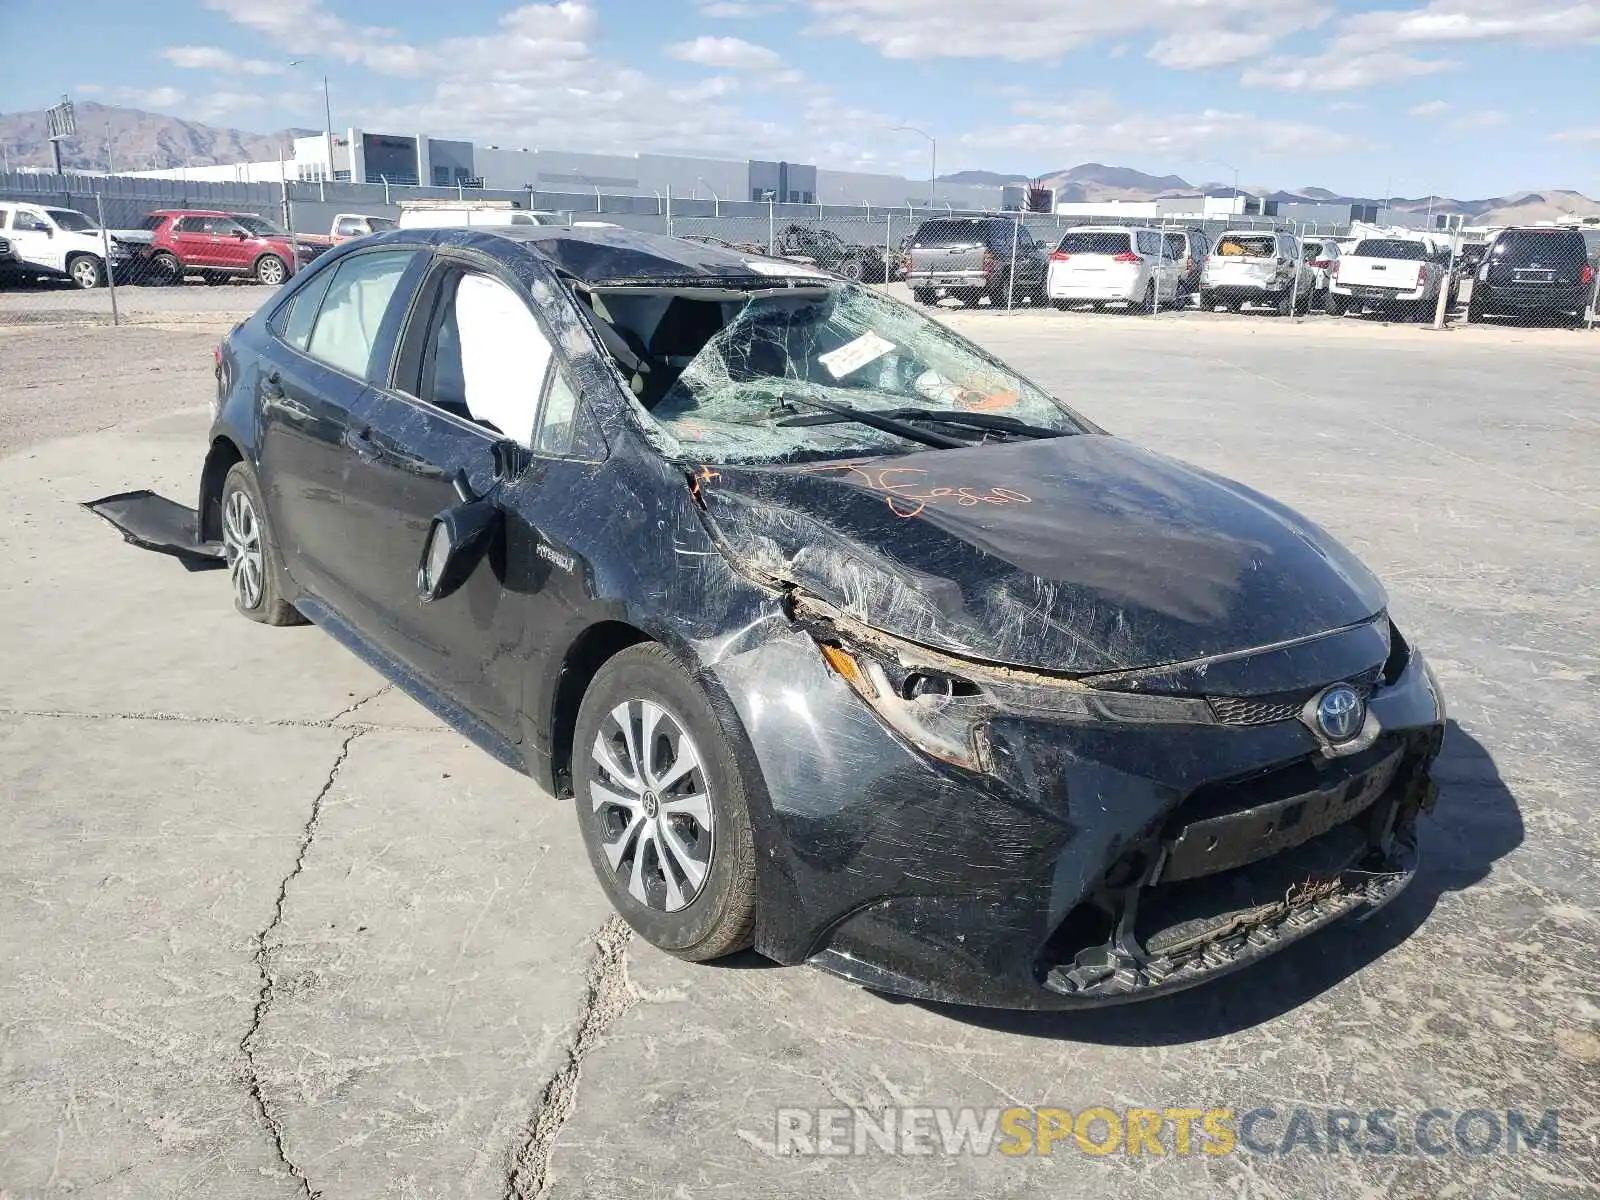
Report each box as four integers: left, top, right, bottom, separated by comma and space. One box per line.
3, 0, 1598, 199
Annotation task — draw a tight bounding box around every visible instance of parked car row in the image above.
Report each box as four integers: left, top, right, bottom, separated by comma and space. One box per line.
0, 201, 400, 289
894, 217, 1598, 326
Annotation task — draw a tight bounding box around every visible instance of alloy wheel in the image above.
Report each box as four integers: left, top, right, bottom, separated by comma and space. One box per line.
258, 256, 286, 286
222, 489, 265, 610
71, 258, 100, 288
589, 699, 714, 913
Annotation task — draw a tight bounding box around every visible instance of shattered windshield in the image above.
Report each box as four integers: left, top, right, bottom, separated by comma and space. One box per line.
636, 283, 1084, 464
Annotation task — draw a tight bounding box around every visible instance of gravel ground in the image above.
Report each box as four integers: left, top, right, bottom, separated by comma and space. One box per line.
0, 295, 1597, 1198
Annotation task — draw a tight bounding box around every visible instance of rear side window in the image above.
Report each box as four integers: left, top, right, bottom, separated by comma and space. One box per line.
335, 216, 364, 237
1058, 231, 1132, 255
1164, 233, 1186, 257
1136, 231, 1163, 256
139, 214, 165, 231
274, 267, 338, 352
305, 250, 418, 379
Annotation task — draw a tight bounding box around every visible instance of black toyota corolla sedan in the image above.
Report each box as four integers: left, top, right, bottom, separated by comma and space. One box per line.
197, 225, 1445, 1009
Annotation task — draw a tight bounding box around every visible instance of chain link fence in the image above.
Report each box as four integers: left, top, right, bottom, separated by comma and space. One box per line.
3, 169, 1595, 334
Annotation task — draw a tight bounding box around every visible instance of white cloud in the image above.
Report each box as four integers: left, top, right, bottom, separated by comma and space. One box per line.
161, 45, 284, 74
1452, 108, 1509, 129
201, 0, 428, 73
1147, 30, 1279, 69
111, 85, 188, 109
696, 0, 781, 14
665, 35, 784, 70
1246, 1, 1599, 91
192, 91, 272, 122
804, 0, 1327, 64
966, 93, 1365, 161
1549, 127, 1600, 143
1339, 0, 1600, 47
1241, 49, 1456, 90
1409, 99, 1450, 117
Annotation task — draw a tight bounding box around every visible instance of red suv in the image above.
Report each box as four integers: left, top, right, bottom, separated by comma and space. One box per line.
139, 209, 325, 286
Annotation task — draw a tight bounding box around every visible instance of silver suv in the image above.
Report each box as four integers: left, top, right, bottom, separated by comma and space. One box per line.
1199, 230, 1317, 315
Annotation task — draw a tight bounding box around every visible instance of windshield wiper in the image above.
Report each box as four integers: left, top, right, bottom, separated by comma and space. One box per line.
775, 396, 966, 450
778, 405, 1064, 440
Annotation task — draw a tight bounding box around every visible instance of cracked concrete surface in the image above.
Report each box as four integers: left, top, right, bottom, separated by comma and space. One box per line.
2, 318, 1597, 1198
505, 918, 636, 1200
241, 731, 363, 1200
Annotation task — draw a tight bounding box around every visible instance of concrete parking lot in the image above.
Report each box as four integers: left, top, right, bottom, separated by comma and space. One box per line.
1, 296, 1597, 1198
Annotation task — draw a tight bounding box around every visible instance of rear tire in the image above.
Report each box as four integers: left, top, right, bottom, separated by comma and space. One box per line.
1051, 300, 1071, 311
220, 462, 305, 627
1326, 292, 1347, 316
1141, 282, 1157, 315
911, 287, 935, 306
573, 644, 759, 961
1198, 289, 1214, 311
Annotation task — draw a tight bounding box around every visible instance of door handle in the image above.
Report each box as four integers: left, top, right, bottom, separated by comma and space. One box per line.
343, 426, 382, 462
260, 371, 285, 400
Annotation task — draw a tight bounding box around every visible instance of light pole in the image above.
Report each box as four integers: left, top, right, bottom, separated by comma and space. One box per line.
893, 125, 936, 208
696, 177, 720, 216
1198, 158, 1240, 211
288, 60, 334, 200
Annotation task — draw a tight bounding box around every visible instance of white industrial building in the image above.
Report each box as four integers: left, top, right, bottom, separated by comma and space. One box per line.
123, 127, 1005, 210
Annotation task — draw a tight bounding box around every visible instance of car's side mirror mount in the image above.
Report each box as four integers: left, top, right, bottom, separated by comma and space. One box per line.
234, 230, 249, 240
415, 444, 530, 603
418, 471, 502, 603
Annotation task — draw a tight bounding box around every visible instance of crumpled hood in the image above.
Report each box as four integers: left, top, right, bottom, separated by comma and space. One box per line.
696, 434, 1386, 674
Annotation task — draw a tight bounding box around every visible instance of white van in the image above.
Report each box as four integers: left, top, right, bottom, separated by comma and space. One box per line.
0, 201, 151, 288
1047, 226, 1182, 311
396, 207, 559, 230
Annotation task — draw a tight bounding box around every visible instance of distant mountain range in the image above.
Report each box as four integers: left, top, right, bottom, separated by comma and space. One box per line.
0, 101, 310, 173
2, 103, 1593, 228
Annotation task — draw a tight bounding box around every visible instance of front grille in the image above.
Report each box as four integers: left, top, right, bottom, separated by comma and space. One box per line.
1207, 674, 1377, 727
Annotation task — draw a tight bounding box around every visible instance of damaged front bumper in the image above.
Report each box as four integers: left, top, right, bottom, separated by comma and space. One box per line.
709, 614, 1445, 1011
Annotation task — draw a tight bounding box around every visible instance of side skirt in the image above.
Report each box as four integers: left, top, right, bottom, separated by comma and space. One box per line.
295, 596, 530, 775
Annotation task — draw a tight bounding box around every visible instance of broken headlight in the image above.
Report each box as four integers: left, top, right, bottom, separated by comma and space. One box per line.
814, 635, 1214, 773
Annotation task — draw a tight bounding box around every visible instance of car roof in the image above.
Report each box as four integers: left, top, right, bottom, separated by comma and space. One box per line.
149, 209, 235, 217
360, 224, 833, 286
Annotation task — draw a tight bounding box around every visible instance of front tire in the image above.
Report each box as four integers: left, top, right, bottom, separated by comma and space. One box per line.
254, 254, 287, 286
68, 255, 105, 289
911, 287, 935, 305
220, 462, 304, 626
574, 645, 758, 961
1327, 292, 1348, 316
151, 251, 183, 285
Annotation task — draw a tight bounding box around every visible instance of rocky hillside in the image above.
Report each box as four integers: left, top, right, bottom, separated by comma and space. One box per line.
0, 101, 310, 172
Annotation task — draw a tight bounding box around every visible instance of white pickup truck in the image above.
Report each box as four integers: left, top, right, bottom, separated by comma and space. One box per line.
1329, 238, 1454, 320
0, 201, 153, 288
